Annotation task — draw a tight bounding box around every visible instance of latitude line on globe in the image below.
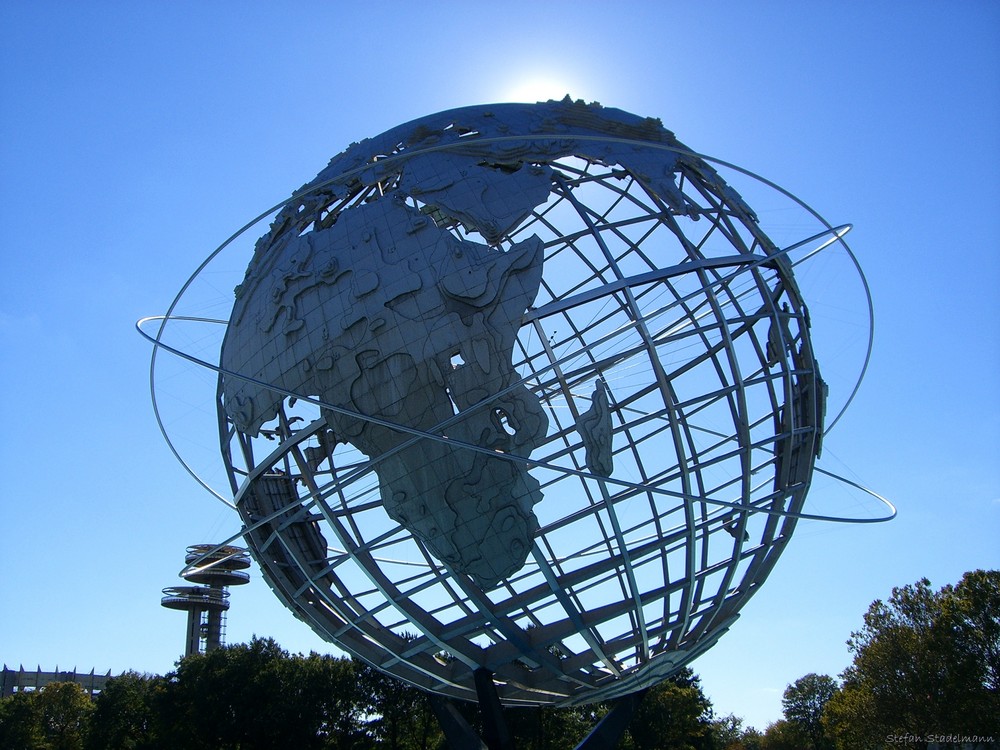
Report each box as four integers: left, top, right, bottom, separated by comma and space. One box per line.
138, 224, 881, 524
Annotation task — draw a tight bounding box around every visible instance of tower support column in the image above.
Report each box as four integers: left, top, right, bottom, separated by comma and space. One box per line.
161, 544, 250, 658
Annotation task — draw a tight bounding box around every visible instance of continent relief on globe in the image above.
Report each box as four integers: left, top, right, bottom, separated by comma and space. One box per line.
221, 197, 550, 587
196, 99, 845, 706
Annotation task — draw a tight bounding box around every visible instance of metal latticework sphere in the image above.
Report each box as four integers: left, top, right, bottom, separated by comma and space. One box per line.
208, 100, 831, 706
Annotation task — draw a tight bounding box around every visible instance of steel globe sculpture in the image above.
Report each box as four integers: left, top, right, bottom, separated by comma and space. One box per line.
142, 99, 892, 708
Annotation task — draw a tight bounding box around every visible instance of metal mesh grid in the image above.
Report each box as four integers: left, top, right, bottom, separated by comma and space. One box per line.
210, 103, 825, 705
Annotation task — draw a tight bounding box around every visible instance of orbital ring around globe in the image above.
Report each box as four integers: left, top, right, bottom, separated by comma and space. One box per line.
139, 138, 889, 524
139, 314, 892, 527
140, 141, 874, 508
140, 101, 894, 707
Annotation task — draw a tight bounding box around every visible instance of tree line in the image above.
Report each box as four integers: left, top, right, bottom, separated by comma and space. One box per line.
0, 645, 717, 750
1, 570, 995, 749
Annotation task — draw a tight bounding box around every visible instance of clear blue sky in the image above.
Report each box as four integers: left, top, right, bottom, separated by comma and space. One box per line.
2, 0, 997, 731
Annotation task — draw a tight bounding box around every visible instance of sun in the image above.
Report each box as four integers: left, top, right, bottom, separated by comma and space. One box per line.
502, 74, 581, 104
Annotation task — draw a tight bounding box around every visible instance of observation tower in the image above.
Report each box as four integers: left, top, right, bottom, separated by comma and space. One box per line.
161, 544, 250, 657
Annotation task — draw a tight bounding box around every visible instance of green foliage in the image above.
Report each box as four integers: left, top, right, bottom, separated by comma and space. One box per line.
11, 570, 993, 749
735, 726, 763, 750
159, 637, 368, 749
505, 702, 605, 750
36, 683, 95, 750
0, 682, 94, 750
708, 713, 763, 750
353, 660, 440, 750
86, 671, 165, 750
0, 690, 46, 749
823, 570, 1000, 748
759, 719, 807, 750
353, 659, 603, 750
780, 673, 837, 749
621, 668, 715, 750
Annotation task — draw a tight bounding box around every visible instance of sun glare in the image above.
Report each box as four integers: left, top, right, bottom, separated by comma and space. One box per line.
503, 76, 580, 104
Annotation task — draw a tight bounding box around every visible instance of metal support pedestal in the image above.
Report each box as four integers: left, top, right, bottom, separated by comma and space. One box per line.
574, 689, 647, 750
428, 670, 646, 750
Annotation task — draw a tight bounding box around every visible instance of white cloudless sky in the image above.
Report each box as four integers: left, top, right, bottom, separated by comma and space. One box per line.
2, 0, 998, 731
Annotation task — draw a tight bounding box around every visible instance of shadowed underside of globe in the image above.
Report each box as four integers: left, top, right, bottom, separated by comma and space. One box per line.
217, 99, 826, 706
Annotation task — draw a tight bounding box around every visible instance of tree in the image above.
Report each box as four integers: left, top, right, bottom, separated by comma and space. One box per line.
759, 719, 807, 750
87, 671, 165, 750
26, 682, 94, 750
0, 683, 96, 750
504, 703, 601, 750
780, 673, 836, 749
622, 668, 714, 750
354, 660, 441, 750
297, 651, 372, 749
0, 690, 45, 749
160, 637, 368, 749
823, 570, 1000, 747
708, 713, 763, 750
736, 726, 763, 750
